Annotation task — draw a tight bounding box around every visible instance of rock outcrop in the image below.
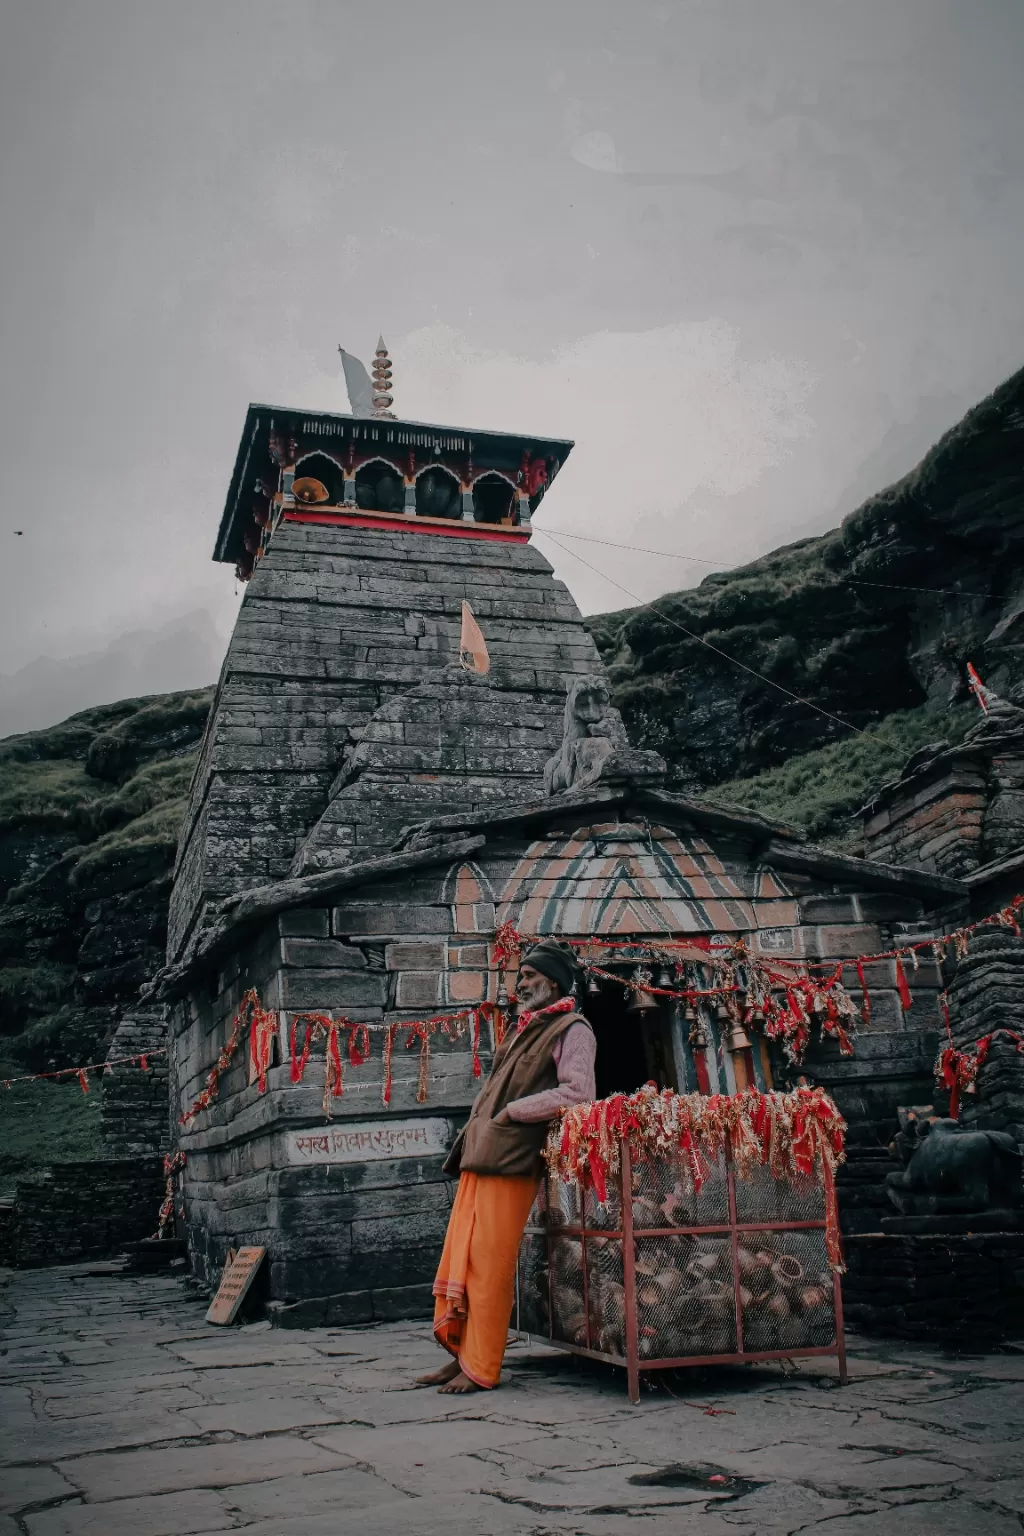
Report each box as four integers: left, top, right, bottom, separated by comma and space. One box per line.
0, 690, 213, 1071
591, 364, 1024, 793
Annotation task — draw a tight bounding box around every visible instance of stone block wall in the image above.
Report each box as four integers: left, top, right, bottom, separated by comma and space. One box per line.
172, 893, 475, 1317
947, 927, 1024, 1141
861, 730, 1024, 879
172, 818, 952, 1321
844, 1230, 1024, 1342
785, 892, 948, 1236
168, 522, 603, 961
861, 755, 987, 876
100, 1009, 170, 1158
12, 1158, 164, 1268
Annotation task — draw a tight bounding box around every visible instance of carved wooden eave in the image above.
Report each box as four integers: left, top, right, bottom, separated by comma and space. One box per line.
214, 401, 574, 567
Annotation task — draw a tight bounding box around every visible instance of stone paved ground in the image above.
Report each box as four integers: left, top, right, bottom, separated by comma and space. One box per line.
3, 1266, 1024, 1535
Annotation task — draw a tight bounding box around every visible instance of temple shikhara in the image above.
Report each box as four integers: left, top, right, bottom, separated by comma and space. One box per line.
152, 343, 1021, 1377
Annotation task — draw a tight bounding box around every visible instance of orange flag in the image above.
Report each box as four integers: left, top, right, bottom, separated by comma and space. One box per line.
459, 600, 490, 675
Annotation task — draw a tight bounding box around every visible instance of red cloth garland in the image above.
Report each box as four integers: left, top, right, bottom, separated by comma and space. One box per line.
935, 1028, 1024, 1118
895, 956, 913, 1011
514, 995, 575, 1035
551, 1083, 847, 1270
179, 989, 259, 1127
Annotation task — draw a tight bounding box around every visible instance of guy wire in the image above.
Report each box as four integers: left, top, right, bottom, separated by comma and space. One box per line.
534, 527, 866, 737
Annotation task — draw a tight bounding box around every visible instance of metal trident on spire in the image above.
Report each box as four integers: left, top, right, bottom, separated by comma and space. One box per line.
371, 336, 395, 418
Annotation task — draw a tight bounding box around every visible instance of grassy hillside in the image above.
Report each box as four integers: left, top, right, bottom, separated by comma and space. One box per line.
0, 1080, 102, 1199
0, 689, 213, 1073
706, 700, 974, 847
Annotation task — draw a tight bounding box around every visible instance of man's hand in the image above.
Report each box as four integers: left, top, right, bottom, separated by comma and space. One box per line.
493, 1108, 512, 1125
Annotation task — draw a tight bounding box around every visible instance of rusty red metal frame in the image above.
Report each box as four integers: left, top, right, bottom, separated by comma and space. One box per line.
517, 1139, 848, 1404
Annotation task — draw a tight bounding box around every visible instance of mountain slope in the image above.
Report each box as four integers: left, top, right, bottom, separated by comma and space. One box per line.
589, 364, 1024, 794
0, 689, 214, 1072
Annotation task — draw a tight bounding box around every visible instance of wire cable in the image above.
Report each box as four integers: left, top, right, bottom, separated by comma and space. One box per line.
536, 524, 993, 602
535, 527, 866, 737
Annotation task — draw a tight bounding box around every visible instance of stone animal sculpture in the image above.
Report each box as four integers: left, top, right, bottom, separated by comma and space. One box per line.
886, 1117, 1024, 1215
543, 676, 630, 795
888, 1105, 938, 1170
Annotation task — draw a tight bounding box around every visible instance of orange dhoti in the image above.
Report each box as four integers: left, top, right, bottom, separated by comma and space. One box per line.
432, 1171, 538, 1388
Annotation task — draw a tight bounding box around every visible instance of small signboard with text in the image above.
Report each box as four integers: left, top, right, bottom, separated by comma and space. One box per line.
205, 1246, 266, 1326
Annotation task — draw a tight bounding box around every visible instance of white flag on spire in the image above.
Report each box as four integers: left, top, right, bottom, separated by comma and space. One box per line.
338, 348, 374, 416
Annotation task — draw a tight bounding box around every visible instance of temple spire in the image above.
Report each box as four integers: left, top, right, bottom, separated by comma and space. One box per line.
371, 336, 395, 418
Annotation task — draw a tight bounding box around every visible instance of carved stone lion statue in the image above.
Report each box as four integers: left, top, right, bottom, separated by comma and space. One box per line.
543, 676, 630, 796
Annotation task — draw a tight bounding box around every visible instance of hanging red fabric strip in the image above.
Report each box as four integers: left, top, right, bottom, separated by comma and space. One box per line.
348, 1024, 370, 1066
895, 956, 913, 1011
471, 1009, 482, 1079
382, 1024, 398, 1106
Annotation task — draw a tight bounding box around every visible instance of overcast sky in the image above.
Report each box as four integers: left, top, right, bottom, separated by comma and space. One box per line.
1, 0, 1022, 731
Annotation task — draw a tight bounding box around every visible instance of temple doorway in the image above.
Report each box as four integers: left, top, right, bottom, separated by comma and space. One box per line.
580, 974, 678, 1099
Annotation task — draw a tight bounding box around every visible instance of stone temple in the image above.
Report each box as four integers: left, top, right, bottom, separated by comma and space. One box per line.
161, 374, 963, 1326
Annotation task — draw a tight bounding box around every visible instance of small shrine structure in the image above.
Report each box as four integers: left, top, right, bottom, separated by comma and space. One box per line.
159, 352, 964, 1326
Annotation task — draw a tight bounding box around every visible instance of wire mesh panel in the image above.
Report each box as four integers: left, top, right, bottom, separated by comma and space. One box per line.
516, 1135, 845, 1399
549, 1234, 587, 1346
733, 1162, 825, 1225
632, 1147, 730, 1229
635, 1235, 737, 1359
516, 1232, 550, 1336
739, 1229, 836, 1352
585, 1234, 626, 1357
545, 1169, 583, 1230
583, 1172, 622, 1231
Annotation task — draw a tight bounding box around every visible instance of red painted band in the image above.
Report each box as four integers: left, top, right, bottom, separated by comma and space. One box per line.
283, 508, 529, 543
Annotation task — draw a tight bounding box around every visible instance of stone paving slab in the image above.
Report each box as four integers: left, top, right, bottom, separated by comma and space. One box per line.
5, 1264, 1024, 1535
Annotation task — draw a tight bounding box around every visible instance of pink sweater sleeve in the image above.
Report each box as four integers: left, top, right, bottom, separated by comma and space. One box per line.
506, 1022, 597, 1124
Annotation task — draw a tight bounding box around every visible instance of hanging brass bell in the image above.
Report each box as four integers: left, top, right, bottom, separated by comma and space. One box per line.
586, 972, 601, 996
657, 966, 673, 989
725, 1021, 752, 1052
627, 971, 659, 1014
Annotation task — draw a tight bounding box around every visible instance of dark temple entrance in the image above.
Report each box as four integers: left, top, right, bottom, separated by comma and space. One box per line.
581, 975, 678, 1099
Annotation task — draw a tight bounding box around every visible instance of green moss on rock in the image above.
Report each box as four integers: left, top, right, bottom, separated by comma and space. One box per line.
706, 702, 974, 846
0, 687, 213, 1071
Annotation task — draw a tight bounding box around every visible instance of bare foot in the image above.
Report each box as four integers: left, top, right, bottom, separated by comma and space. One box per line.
438, 1369, 488, 1394
415, 1359, 461, 1387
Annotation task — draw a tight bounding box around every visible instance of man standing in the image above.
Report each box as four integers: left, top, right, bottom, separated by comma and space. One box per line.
418, 939, 597, 1394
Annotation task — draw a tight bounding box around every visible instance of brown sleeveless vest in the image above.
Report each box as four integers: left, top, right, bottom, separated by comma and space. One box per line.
443, 1006, 589, 1180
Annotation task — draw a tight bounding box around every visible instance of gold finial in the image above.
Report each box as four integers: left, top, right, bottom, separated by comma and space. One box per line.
371, 335, 395, 418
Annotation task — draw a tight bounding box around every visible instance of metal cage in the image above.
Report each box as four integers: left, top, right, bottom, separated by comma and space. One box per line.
516, 1139, 847, 1401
